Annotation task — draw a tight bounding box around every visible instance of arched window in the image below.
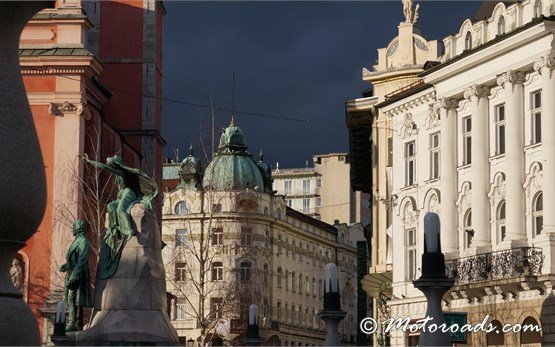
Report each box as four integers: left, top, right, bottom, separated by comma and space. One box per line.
212, 262, 223, 281
276, 207, 282, 219
497, 16, 505, 35
521, 317, 541, 344
486, 320, 504, 346
533, 192, 543, 236
240, 262, 251, 282
465, 31, 472, 50
535, 0, 543, 18
464, 209, 473, 249
174, 201, 188, 215
497, 201, 506, 243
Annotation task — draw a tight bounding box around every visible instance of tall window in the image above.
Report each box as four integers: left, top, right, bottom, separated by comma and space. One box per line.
465, 31, 472, 50
531, 90, 542, 144
286, 199, 292, 207
285, 271, 289, 291
277, 301, 282, 322
316, 197, 322, 207
176, 229, 187, 247
405, 141, 416, 186
175, 262, 186, 282
210, 297, 223, 319
430, 133, 440, 179
497, 16, 505, 35
292, 271, 296, 292
277, 267, 282, 287
212, 228, 223, 245
316, 178, 322, 188
302, 198, 310, 212
405, 228, 417, 280
497, 201, 506, 243
495, 104, 506, 155
263, 264, 269, 284
535, 0, 543, 18
464, 209, 473, 249
284, 180, 292, 194
212, 262, 223, 281
305, 276, 310, 295
265, 230, 270, 248
241, 227, 252, 246
303, 179, 311, 194
299, 273, 303, 293
240, 262, 251, 282
462, 116, 472, 165
533, 192, 543, 236
174, 201, 188, 215
176, 298, 187, 320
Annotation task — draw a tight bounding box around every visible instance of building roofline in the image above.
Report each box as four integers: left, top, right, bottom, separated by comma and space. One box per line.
286, 206, 337, 235
375, 82, 432, 109
420, 16, 553, 78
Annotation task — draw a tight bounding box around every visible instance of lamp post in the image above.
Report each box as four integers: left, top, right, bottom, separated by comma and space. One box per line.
245, 304, 262, 346
318, 263, 347, 346
413, 213, 455, 346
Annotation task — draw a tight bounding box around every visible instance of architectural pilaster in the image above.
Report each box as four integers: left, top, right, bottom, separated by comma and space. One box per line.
534, 55, 555, 274
497, 71, 527, 247
464, 85, 491, 253
438, 98, 459, 256
535, 56, 555, 234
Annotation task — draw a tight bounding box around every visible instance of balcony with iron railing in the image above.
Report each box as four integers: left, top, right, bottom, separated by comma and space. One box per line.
445, 247, 544, 285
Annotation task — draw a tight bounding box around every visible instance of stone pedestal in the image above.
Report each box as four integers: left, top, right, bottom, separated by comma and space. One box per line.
413, 279, 455, 346
75, 204, 178, 345
319, 310, 347, 346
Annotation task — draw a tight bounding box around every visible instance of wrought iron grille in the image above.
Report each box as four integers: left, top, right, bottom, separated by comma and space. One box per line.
445, 247, 544, 285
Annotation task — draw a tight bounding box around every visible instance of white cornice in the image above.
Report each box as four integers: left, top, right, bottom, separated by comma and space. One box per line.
381, 89, 436, 117
424, 22, 554, 89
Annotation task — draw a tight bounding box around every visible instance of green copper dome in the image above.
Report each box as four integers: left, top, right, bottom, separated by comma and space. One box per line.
203, 120, 265, 191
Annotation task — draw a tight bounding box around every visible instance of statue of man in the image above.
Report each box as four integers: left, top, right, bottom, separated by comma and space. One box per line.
60, 220, 91, 332
82, 154, 158, 279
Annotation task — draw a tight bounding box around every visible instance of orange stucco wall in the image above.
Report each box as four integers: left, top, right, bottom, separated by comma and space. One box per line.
23, 104, 56, 333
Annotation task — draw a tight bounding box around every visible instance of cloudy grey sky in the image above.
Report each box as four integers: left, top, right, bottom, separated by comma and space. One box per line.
162, 1, 480, 168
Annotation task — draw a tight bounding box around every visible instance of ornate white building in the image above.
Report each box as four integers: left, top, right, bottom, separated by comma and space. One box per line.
161, 121, 362, 345
375, 1, 555, 345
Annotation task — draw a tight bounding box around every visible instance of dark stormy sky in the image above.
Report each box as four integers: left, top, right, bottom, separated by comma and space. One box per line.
162, 1, 480, 168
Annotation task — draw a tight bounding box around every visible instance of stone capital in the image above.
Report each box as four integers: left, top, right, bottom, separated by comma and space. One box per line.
438, 97, 459, 111
533, 55, 555, 78
496, 70, 526, 90
48, 101, 91, 120
463, 84, 490, 101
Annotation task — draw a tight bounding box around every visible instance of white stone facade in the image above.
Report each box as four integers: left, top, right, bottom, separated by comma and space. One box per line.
378, 1, 555, 345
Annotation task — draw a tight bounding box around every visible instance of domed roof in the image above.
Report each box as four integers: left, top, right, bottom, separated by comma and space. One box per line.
203, 119, 265, 191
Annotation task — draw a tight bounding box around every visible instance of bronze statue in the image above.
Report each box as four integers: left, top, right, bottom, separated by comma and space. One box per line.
60, 220, 91, 332
83, 154, 158, 279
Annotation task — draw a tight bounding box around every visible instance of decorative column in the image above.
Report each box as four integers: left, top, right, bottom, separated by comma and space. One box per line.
438, 98, 459, 256
464, 85, 492, 253
534, 55, 555, 275
0, 2, 51, 345
497, 71, 527, 247
535, 56, 555, 234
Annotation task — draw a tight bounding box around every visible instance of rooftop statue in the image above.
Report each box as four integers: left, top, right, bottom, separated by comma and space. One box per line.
60, 220, 91, 332
402, 0, 420, 24
83, 154, 158, 279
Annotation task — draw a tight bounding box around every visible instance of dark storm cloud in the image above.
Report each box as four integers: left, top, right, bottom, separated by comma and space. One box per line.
162, 1, 480, 167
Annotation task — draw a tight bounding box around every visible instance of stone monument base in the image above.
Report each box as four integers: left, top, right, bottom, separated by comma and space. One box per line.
74, 204, 178, 345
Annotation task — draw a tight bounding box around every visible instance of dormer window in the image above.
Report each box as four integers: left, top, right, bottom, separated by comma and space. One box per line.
465, 32, 472, 50
497, 16, 505, 35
